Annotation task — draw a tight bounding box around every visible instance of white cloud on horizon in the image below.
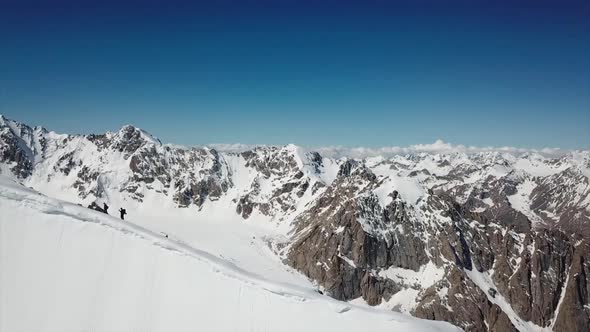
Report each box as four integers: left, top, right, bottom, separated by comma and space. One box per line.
207, 140, 573, 159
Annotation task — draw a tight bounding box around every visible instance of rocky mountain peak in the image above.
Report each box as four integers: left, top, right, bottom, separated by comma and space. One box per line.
116, 124, 161, 145
110, 125, 162, 156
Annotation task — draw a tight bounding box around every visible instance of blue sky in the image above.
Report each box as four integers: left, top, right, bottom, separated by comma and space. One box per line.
1, 0, 589, 148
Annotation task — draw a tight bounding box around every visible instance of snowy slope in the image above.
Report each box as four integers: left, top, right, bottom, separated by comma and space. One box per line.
0, 176, 459, 332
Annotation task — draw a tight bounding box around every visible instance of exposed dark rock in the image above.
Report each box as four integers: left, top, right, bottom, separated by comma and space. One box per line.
337, 159, 359, 177
309, 151, 323, 173
553, 240, 590, 332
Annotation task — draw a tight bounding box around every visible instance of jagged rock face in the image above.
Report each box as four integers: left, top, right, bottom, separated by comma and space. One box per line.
416, 267, 518, 332
111, 125, 161, 157
532, 169, 590, 239
287, 164, 430, 302
0, 117, 231, 207
127, 146, 231, 208
504, 231, 573, 325
0, 115, 44, 178
553, 241, 590, 332
0, 127, 34, 178
234, 146, 317, 220
1, 115, 590, 331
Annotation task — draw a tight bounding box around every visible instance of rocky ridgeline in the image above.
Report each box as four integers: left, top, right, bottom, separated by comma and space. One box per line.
235, 146, 311, 219
1, 114, 589, 331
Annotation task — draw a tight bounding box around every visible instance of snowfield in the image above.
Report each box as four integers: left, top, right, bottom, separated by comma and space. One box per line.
0, 176, 459, 332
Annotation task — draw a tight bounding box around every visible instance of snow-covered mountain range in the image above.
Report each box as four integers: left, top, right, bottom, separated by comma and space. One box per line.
1, 114, 589, 331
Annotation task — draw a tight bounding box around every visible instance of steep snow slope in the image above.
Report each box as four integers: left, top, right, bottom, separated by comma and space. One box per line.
0, 176, 459, 332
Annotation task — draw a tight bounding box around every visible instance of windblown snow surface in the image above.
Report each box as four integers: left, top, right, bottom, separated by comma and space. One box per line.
0, 176, 458, 332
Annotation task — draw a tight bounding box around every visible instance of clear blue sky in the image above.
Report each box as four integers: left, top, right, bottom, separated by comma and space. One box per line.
1, 0, 589, 148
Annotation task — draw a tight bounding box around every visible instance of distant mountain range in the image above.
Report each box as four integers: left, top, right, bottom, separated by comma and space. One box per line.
1, 114, 589, 331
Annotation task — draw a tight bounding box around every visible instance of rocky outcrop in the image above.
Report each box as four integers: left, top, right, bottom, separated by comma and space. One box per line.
415, 267, 517, 332
234, 146, 316, 219
0, 115, 37, 178
553, 240, 590, 332
289, 165, 433, 303
532, 169, 590, 240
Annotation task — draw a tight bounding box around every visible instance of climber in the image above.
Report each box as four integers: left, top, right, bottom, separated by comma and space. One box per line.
119, 207, 127, 220
103, 203, 109, 214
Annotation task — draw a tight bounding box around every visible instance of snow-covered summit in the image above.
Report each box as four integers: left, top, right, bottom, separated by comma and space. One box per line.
112, 124, 162, 146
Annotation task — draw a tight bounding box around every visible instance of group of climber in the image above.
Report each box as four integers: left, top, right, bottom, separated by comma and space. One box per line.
88, 202, 127, 220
